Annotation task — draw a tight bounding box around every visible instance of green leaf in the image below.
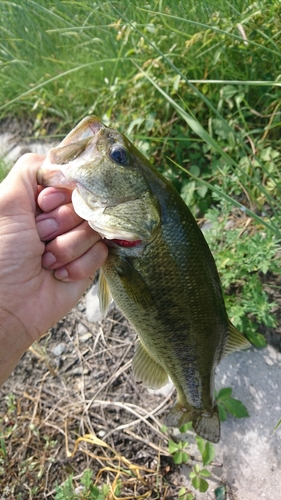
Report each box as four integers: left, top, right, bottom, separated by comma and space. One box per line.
217, 403, 227, 422
192, 475, 209, 493
202, 442, 216, 466
191, 475, 200, 490
174, 450, 184, 464
216, 387, 232, 401
246, 331, 267, 348
195, 436, 205, 456
179, 422, 192, 433
215, 485, 226, 500
274, 418, 281, 431
178, 487, 195, 500
169, 439, 179, 454
182, 451, 189, 463
198, 184, 208, 198
199, 468, 211, 478
223, 398, 249, 418
198, 477, 209, 493
194, 464, 200, 473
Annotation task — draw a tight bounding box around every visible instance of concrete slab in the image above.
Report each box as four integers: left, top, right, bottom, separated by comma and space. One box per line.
178, 346, 281, 499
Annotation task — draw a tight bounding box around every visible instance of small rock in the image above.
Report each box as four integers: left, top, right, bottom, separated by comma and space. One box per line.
79, 332, 92, 343
224, 219, 235, 230
77, 323, 88, 335
72, 367, 88, 375
52, 343, 66, 357
97, 430, 106, 438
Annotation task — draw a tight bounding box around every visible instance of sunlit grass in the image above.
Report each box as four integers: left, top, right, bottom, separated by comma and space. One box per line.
1, 0, 280, 342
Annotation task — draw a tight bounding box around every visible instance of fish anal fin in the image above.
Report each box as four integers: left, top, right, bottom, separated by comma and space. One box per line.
98, 270, 112, 317
165, 403, 220, 444
132, 341, 168, 389
224, 321, 251, 356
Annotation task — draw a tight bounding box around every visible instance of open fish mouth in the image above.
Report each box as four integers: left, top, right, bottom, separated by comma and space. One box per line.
37, 116, 104, 189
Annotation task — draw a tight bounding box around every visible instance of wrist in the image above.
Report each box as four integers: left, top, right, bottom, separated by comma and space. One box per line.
0, 304, 33, 386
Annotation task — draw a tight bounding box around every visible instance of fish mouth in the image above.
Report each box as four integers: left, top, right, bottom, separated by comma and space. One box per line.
58, 116, 103, 147
37, 116, 104, 188
37, 116, 147, 247
104, 238, 143, 248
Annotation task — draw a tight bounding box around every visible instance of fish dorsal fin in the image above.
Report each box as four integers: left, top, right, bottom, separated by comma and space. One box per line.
132, 340, 169, 389
223, 321, 251, 356
98, 269, 112, 317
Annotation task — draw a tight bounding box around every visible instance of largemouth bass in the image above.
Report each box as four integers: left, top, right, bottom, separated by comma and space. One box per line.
37, 116, 250, 443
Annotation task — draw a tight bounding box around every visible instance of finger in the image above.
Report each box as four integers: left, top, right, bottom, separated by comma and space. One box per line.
36, 203, 83, 241
54, 241, 108, 282
37, 187, 73, 212
42, 221, 102, 269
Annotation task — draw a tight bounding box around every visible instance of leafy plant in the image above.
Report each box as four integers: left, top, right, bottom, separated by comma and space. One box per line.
168, 422, 215, 494
195, 436, 216, 467
178, 486, 195, 500
204, 202, 280, 347
215, 387, 249, 422
189, 464, 211, 493
168, 437, 189, 465
54, 469, 121, 500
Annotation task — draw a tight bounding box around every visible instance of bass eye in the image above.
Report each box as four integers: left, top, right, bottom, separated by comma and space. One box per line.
109, 145, 128, 165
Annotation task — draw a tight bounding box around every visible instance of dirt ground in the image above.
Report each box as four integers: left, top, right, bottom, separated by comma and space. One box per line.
0, 296, 189, 499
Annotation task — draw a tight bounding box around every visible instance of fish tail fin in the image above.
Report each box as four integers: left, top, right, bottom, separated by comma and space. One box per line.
165, 403, 220, 443
192, 406, 220, 443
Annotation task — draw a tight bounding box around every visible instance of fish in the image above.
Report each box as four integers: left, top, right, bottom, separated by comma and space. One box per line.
37, 116, 250, 443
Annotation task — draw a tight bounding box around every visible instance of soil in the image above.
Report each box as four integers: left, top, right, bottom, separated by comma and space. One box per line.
0, 298, 187, 499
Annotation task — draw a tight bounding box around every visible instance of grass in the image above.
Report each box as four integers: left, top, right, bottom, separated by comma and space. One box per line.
1, 0, 281, 496
1, 0, 280, 340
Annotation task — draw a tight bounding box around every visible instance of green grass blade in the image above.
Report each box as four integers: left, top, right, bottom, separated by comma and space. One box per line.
169, 158, 281, 238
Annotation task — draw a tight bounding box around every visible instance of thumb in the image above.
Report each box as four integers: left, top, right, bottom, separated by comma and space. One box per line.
0, 153, 45, 215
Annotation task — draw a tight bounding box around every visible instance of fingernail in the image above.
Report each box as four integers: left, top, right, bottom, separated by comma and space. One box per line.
37, 218, 58, 239
42, 251, 57, 268
54, 268, 69, 280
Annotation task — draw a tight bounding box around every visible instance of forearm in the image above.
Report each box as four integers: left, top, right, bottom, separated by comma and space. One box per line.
0, 305, 32, 387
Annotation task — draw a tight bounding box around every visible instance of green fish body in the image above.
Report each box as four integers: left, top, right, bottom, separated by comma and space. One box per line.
38, 116, 250, 443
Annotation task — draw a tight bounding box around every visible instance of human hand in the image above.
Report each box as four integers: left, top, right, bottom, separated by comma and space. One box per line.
0, 153, 107, 385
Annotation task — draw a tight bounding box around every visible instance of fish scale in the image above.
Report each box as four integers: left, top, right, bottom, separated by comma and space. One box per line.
37, 116, 251, 443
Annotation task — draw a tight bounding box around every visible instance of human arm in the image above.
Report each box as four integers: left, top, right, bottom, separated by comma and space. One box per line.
0, 153, 107, 385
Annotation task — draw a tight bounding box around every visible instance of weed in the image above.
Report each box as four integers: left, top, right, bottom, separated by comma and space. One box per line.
204, 202, 280, 346
215, 388, 249, 422
167, 422, 215, 494
54, 469, 117, 500
189, 464, 211, 493
166, 392, 248, 494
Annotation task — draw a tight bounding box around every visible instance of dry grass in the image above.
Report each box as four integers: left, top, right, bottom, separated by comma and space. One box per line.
0, 298, 187, 499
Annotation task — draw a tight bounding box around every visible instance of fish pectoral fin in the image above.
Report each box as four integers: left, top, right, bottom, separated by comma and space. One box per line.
98, 269, 112, 316
132, 340, 169, 389
165, 403, 220, 444
223, 320, 251, 356
116, 258, 155, 309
